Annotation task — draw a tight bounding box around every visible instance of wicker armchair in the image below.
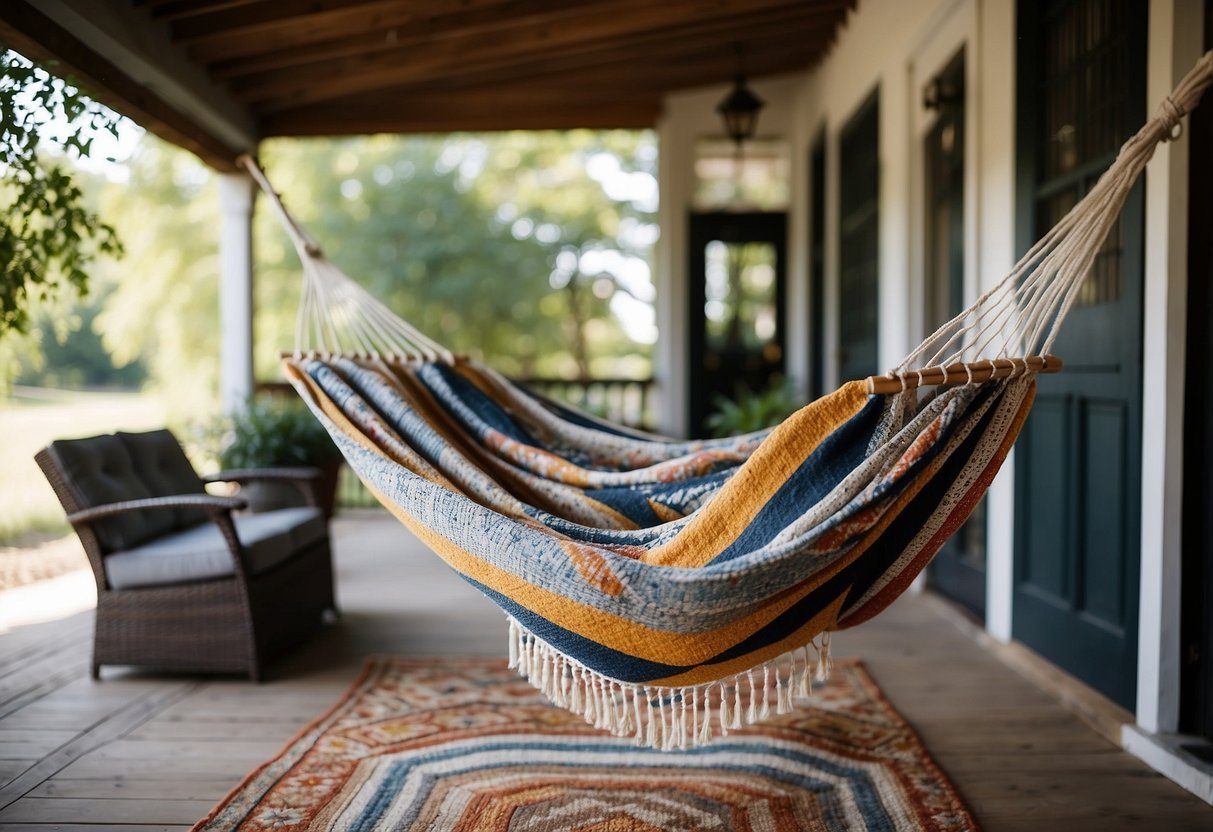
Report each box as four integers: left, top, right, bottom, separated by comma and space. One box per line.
35, 429, 336, 681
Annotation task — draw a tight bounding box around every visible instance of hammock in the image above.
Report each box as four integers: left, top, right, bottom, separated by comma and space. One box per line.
241, 52, 1213, 750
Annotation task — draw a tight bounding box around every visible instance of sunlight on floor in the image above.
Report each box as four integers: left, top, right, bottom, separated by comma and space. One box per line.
0, 567, 95, 634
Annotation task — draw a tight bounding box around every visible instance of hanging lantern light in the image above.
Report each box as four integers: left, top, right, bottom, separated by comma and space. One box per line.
717, 75, 765, 148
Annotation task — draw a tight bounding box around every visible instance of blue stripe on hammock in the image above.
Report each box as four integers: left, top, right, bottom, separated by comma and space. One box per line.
707, 395, 887, 565
835, 382, 1008, 618
421, 362, 752, 476
464, 563, 855, 684
325, 359, 722, 533
424, 362, 537, 444
582, 485, 664, 527
335, 359, 741, 527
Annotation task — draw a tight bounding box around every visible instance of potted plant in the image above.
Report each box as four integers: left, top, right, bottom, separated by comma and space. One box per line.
213, 397, 343, 517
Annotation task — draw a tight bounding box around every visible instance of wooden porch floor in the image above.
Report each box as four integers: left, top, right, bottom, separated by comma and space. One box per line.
0, 511, 1209, 830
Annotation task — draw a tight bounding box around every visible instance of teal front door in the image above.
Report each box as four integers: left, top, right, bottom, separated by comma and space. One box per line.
1012, 0, 1145, 709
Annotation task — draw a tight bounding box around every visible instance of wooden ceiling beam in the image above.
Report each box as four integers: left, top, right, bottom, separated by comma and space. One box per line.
0, 0, 254, 169
377, 31, 833, 109
206, 0, 615, 78
235, 0, 844, 108
176, 0, 524, 60
148, 0, 269, 23
208, 0, 843, 80
262, 98, 662, 136
172, 0, 416, 41
417, 17, 838, 87
260, 30, 829, 136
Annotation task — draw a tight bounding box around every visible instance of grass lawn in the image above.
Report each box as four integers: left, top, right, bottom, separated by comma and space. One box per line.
0, 387, 168, 546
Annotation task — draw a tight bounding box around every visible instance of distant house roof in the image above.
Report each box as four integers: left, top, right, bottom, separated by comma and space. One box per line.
0, 0, 854, 169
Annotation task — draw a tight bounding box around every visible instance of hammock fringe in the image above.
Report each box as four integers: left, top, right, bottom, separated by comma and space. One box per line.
506, 616, 832, 748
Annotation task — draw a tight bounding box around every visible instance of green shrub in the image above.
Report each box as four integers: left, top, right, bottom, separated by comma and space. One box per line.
210, 398, 340, 470
705, 379, 801, 438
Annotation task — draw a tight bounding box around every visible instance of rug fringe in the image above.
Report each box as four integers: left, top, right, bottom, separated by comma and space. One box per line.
505, 616, 833, 750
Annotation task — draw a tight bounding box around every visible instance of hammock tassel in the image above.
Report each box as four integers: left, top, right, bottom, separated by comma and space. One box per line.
506, 618, 843, 747
507, 618, 520, 669
762, 664, 772, 718
819, 631, 834, 681
798, 645, 813, 698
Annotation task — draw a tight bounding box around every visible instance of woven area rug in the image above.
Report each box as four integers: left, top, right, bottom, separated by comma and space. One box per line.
193, 656, 977, 831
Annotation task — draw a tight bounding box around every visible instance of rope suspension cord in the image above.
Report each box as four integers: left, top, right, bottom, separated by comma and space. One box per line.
238, 154, 455, 364
864, 49, 1213, 395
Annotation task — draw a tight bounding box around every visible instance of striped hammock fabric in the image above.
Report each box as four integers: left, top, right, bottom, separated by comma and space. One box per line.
247, 51, 1213, 749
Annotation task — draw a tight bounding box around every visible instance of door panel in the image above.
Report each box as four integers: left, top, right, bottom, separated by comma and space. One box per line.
838, 91, 880, 384
1082, 399, 1127, 627
1020, 395, 1070, 601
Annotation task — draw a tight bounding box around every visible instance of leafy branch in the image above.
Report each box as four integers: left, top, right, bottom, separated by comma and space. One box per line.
0, 49, 123, 334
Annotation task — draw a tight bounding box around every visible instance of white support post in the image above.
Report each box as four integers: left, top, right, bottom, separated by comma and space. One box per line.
219, 171, 256, 413
1135, 0, 1201, 737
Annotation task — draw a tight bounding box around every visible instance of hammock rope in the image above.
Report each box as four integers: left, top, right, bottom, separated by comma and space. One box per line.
239, 50, 1213, 749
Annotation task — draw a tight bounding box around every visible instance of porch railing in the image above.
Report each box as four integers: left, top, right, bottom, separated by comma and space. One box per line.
516, 376, 656, 433
255, 375, 657, 509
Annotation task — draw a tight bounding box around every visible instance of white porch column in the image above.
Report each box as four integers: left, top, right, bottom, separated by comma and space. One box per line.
219, 171, 256, 413
1135, 0, 1200, 737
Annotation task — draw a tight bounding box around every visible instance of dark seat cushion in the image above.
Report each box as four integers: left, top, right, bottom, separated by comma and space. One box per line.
118, 429, 208, 528
46, 435, 172, 551
104, 507, 328, 590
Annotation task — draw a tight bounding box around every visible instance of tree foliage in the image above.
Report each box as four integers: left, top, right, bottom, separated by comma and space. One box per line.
0, 50, 123, 334
254, 131, 657, 381
85, 130, 656, 420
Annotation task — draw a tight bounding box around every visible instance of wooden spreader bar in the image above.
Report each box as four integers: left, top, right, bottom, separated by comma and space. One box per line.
864, 355, 1062, 395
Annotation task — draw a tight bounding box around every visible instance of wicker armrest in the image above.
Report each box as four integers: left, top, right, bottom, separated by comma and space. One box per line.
204, 467, 323, 484
66, 494, 248, 525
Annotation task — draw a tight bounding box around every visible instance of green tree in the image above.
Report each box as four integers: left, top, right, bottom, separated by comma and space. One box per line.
0, 49, 123, 335
91, 138, 219, 419
472, 130, 658, 379
84, 130, 656, 420
255, 131, 656, 381
14, 289, 146, 389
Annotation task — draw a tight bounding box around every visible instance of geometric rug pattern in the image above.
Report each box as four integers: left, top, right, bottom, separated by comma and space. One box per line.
192, 656, 978, 831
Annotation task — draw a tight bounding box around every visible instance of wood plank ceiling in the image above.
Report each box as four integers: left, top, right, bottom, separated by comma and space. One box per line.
1, 0, 855, 168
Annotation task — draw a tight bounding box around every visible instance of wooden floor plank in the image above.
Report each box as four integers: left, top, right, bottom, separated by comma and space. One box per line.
53, 756, 254, 781
0, 682, 198, 811
125, 719, 308, 741
87, 738, 283, 761
28, 777, 239, 800
0, 796, 214, 824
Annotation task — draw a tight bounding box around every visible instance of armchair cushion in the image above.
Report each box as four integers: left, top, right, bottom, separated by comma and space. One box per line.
105, 506, 327, 590
46, 435, 171, 551
118, 429, 209, 528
